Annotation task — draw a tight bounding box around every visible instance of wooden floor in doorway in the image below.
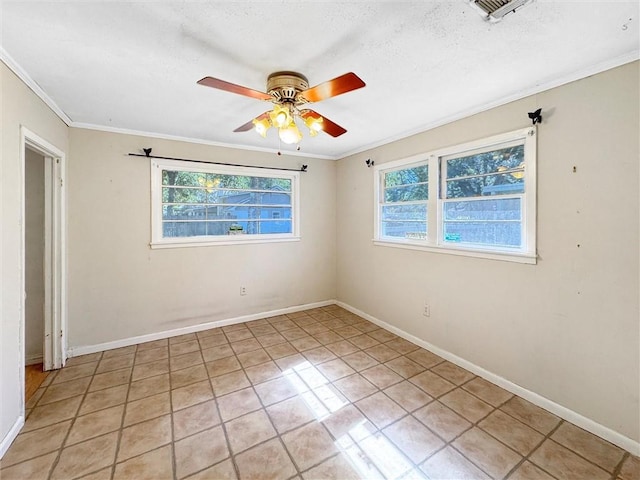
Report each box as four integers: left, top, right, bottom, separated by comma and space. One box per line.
25, 363, 49, 403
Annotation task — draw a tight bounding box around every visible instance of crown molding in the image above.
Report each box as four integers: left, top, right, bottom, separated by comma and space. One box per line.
72, 123, 337, 160
0, 47, 73, 126
0, 49, 335, 160
340, 50, 640, 159
3, 47, 637, 162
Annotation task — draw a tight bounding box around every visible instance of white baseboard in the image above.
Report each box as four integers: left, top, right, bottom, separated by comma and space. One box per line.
25, 354, 43, 366
63, 298, 639, 455
337, 301, 640, 456
0, 415, 24, 459
67, 300, 336, 358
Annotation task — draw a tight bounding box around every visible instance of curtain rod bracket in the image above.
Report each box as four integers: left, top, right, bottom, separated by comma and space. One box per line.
528, 108, 542, 125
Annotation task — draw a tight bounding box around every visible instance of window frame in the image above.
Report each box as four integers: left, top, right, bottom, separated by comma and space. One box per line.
374, 155, 430, 242
150, 159, 300, 248
373, 127, 537, 264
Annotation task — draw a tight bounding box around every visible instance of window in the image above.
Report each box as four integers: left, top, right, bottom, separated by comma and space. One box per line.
374, 127, 536, 263
380, 162, 429, 240
151, 159, 300, 247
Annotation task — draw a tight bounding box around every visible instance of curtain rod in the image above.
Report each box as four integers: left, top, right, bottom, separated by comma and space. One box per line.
128, 149, 308, 172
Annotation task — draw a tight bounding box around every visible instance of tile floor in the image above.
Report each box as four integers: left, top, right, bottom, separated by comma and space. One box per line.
1, 305, 638, 480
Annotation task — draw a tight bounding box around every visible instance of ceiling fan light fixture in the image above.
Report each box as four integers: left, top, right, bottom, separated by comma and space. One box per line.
304, 115, 324, 136
278, 121, 302, 145
269, 104, 292, 129
252, 117, 271, 137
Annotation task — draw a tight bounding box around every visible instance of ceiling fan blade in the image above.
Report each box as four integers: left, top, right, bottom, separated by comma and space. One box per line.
233, 120, 256, 133
233, 112, 270, 132
197, 76, 272, 101
299, 72, 366, 103
300, 110, 347, 137
319, 116, 348, 137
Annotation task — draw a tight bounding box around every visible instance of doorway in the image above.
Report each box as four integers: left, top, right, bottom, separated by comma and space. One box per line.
25, 147, 46, 381
20, 127, 66, 395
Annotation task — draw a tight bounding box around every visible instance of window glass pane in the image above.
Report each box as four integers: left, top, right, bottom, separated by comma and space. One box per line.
384, 184, 428, 202
443, 198, 521, 221
206, 222, 235, 236
204, 206, 223, 220
162, 187, 207, 204
207, 191, 291, 205
162, 205, 208, 221
382, 204, 427, 221
384, 165, 428, 188
220, 220, 293, 235
253, 220, 292, 234
214, 205, 292, 220
442, 198, 522, 247
206, 189, 241, 202
252, 177, 292, 191
215, 174, 250, 189
380, 163, 428, 241
162, 171, 207, 187
446, 145, 524, 179
163, 206, 260, 221
211, 174, 291, 191
253, 192, 291, 205
163, 170, 292, 191
163, 221, 207, 238
381, 221, 427, 239
162, 219, 293, 237
381, 203, 427, 240
446, 173, 524, 198
268, 207, 291, 219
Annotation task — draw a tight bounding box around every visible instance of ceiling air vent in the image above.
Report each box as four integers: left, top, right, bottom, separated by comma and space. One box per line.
470, 0, 532, 22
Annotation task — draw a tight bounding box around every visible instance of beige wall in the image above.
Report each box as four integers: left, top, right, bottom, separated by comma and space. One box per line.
67, 129, 336, 347
2, 56, 638, 455
25, 148, 45, 363
336, 61, 640, 443
1, 61, 69, 449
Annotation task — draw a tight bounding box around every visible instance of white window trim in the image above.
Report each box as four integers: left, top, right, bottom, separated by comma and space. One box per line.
373, 127, 537, 264
150, 159, 300, 248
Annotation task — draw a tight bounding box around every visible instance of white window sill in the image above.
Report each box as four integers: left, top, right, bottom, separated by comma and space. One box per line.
151, 236, 301, 249
373, 239, 537, 264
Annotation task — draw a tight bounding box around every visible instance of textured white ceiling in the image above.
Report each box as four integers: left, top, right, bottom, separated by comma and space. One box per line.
1, 1, 638, 159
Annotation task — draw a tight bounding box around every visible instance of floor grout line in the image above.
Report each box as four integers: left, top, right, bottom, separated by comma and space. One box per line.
4, 306, 635, 480
167, 342, 179, 480
611, 451, 629, 480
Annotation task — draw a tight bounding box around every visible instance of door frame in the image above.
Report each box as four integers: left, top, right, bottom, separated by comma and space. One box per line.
20, 126, 66, 379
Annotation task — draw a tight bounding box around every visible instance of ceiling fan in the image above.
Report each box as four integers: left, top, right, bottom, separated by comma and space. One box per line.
197, 71, 366, 145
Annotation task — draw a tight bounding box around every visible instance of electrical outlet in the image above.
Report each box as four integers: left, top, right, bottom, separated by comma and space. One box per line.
240, 286, 247, 296
423, 303, 430, 317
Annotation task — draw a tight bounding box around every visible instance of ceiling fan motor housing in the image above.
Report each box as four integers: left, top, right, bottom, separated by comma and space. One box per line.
267, 72, 309, 104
